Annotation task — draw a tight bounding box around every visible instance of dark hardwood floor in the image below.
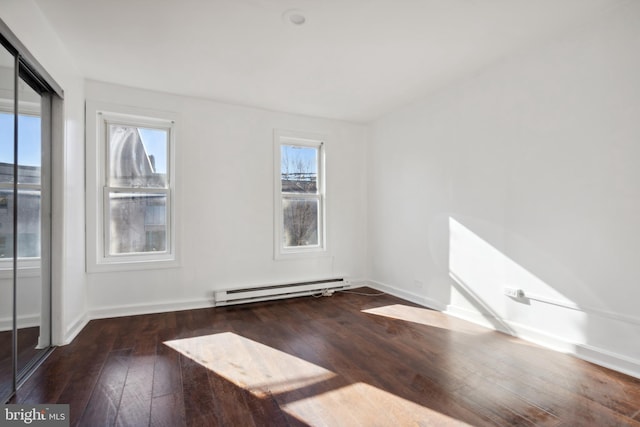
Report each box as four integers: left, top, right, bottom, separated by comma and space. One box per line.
9, 288, 640, 426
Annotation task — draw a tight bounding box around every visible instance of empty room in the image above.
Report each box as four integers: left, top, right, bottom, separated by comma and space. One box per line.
1, 0, 640, 425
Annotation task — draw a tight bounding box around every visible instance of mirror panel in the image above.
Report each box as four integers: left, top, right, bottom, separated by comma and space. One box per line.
16, 76, 45, 376
0, 43, 15, 402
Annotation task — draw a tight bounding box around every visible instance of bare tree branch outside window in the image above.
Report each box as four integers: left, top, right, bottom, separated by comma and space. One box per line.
281, 145, 319, 247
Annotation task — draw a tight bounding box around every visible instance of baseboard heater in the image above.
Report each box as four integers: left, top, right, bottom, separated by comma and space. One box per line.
214, 278, 349, 306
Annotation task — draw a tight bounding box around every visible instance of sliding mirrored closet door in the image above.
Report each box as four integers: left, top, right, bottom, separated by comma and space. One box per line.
16, 70, 49, 380
0, 34, 52, 403
0, 40, 16, 402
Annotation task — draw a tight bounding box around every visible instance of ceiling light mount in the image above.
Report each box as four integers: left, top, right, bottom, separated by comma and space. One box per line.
283, 9, 306, 26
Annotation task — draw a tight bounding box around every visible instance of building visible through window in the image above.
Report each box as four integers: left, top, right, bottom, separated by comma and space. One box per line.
86, 104, 176, 271
274, 130, 325, 258
281, 144, 320, 247
0, 112, 41, 261
107, 125, 169, 255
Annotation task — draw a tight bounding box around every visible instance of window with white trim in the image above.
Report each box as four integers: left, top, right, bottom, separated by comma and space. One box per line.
274, 130, 326, 258
87, 103, 177, 271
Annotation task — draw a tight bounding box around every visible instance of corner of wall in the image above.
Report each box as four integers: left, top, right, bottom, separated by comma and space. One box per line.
366, 280, 447, 312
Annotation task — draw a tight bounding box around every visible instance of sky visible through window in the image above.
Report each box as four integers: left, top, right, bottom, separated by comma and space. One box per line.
0, 113, 41, 166
281, 145, 317, 175
138, 127, 167, 174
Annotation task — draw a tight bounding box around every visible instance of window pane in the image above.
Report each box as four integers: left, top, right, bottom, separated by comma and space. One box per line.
0, 189, 11, 258
281, 145, 317, 194
0, 113, 41, 185
17, 89, 41, 184
283, 198, 319, 247
18, 114, 41, 185
0, 189, 41, 259
108, 192, 167, 254
108, 125, 167, 188
0, 112, 14, 184
0, 163, 11, 185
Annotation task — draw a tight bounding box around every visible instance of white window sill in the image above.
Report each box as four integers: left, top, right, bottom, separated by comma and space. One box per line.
0, 263, 42, 279
274, 249, 331, 261
87, 257, 180, 274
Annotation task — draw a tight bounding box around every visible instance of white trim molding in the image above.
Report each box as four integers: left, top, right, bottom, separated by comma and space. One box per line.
273, 129, 328, 260
0, 313, 40, 332
61, 298, 214, 345
444, 304, 640, 380
364, 278, 640, 380
63, 312, 90, 345
365, 279, 447, 311
85, 100, 180, 273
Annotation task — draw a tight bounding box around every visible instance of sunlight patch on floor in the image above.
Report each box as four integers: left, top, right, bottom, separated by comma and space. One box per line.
164, 332, 335, 395
283, 381, 472, 427
166, 331, 471, 426
362, 304, 488, 335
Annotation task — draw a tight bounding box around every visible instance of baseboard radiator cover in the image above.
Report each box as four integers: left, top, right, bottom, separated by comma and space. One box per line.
214, 278, 349, 306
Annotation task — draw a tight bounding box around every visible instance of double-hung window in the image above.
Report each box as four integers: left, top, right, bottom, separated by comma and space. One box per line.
87, 102, 176, 271
274, 130, 326, 258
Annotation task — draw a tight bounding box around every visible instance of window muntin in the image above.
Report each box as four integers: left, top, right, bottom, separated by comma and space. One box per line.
275, 130, 325, 257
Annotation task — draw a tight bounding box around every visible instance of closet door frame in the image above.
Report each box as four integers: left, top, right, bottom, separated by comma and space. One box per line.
1, 17, 63, 403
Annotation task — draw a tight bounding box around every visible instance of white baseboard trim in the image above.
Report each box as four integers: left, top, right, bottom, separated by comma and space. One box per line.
444, 304, 509, 330
0, 314, 41, 332
63, 312, 90, 345
55, 280, 640, 380
445, 304, 640, 380
364, 279, 447, 311
62, 284, 356, 345
58, 298, 214, 345
575, 344, 640, 380
88, 297, 215, 321
445, 305, 576, 352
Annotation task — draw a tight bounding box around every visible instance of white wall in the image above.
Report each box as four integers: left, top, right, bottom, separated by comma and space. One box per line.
1, 0, 87, 344
5, 0, 638, 381
368, 2, 640, 378
84, 81, 368, 316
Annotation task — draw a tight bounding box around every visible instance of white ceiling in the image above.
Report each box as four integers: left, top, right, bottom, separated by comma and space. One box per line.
34, 0, 623, 122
